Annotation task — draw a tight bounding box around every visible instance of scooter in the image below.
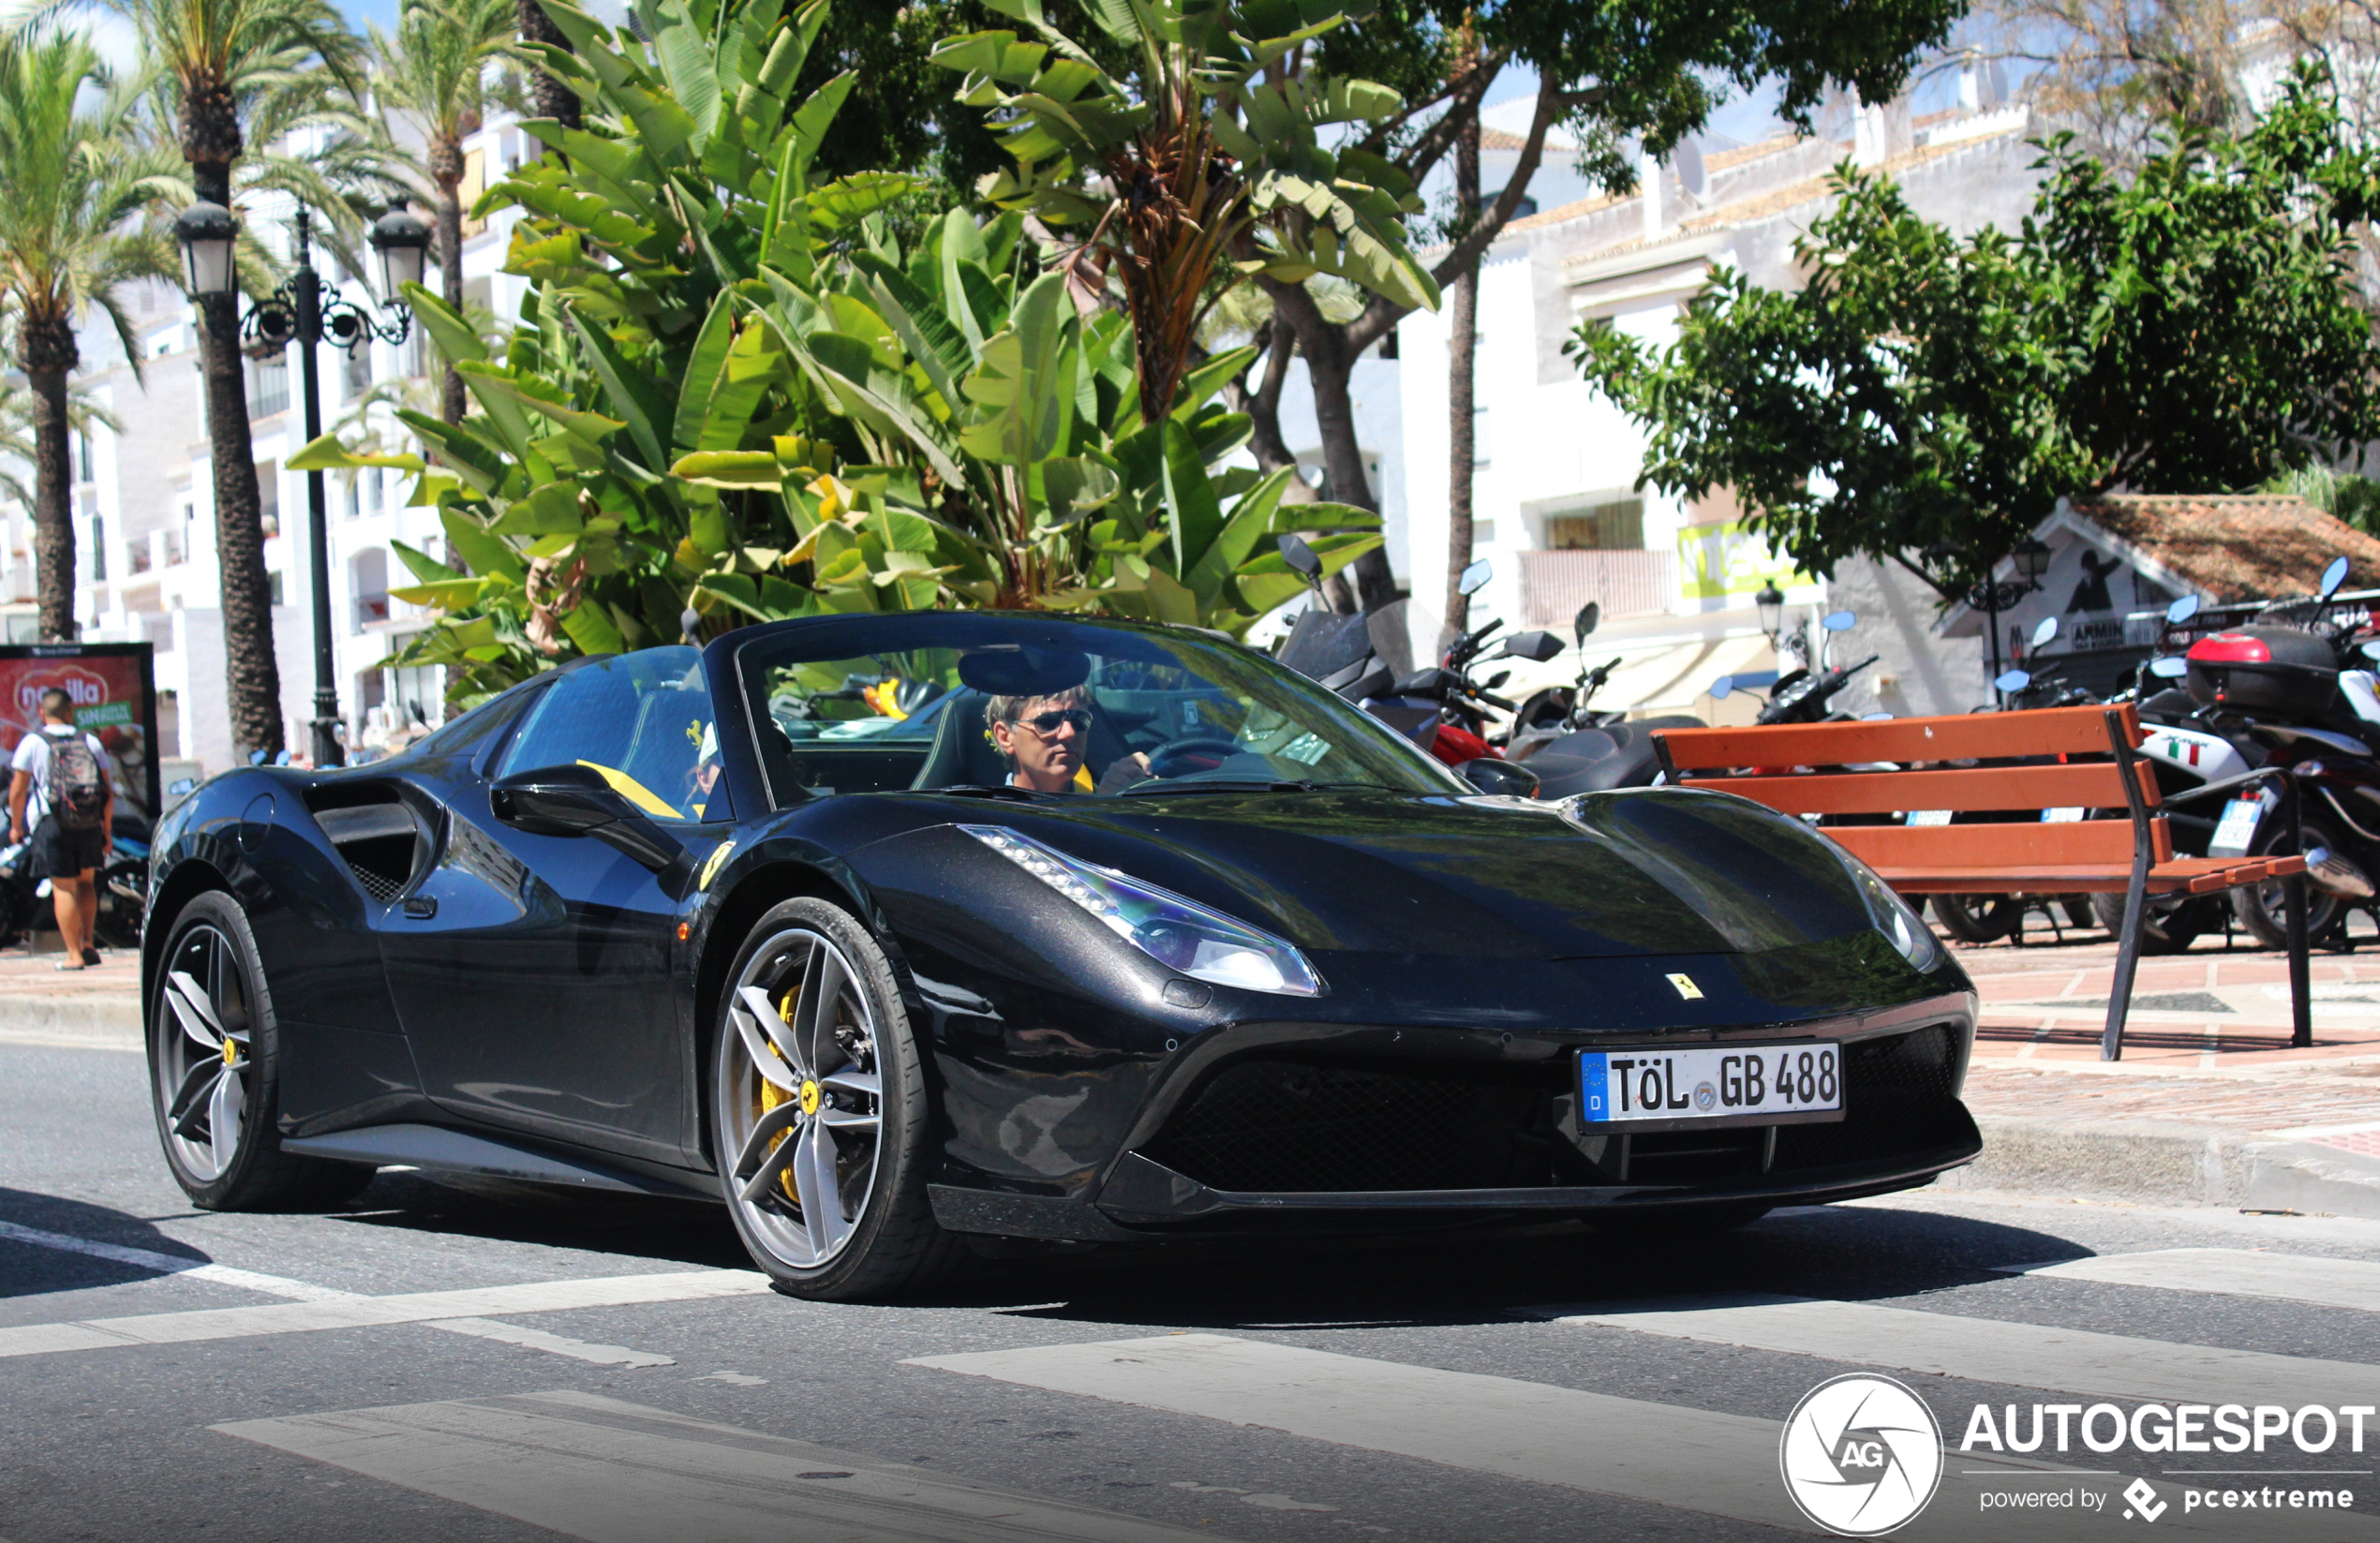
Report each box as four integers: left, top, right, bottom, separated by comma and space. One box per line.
1709, 609, 1878, 726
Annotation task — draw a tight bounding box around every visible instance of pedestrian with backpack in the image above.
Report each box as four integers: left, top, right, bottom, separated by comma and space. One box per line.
7, 688, 113, 970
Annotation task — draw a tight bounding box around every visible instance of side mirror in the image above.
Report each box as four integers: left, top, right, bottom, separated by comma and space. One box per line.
1821, 609, 1856, 631
2166, 594, 2201, 625
1459, 557, 1493, 597
2150, 656, 2190, 678
2324, 556, 2351, 599
1278, 534, 1323, 584
491, 764, 685, 876
1500, 630, 1566, 663
1996, 669, 2032, 694
1710, 675, 1734, 701
2030, 616, 2058, 648
1574, 601, 1600, 643
1483, 669, 1511, 690
1457, 757, 1540, 798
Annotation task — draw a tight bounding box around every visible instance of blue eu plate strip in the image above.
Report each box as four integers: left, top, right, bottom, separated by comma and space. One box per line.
1579, 1052, 1609, 1122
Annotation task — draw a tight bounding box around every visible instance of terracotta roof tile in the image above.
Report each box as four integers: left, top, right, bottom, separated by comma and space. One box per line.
2076, 495, 2380, 602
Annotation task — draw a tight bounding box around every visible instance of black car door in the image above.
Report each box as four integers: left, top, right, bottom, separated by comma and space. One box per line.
377, 650, 724, 1168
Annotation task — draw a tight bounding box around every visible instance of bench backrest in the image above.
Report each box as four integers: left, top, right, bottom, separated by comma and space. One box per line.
1652, 705, 2168, 871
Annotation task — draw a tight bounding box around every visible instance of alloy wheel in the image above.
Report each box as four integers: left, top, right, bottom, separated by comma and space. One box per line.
154, 923, 254, 1182
720, 928, 885, 1269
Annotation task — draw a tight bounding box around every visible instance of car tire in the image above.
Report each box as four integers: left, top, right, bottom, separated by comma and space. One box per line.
1589, 1202, 1772, 1239
148, 891, 375, 1210
711, 897, 967, 1301
1927, 894, 2019, 944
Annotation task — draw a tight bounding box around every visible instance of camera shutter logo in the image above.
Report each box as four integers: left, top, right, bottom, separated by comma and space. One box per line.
1778, 1373, 1943, 1536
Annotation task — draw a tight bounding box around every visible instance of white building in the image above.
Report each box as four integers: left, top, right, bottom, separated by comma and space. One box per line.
0, 116, 541, 774
1395, 73, 2044, 721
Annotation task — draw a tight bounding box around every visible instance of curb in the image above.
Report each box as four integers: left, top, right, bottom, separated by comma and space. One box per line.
0, 991, 141, 1051
1951, 1114, 2380, 1221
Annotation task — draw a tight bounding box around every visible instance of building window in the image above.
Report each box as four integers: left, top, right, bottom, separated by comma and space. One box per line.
364, 467, 382, 513
1543, 497, 1645, 551
268, 571, 284, 605
73, 432, 95, 483
250, 355, 290, 417
1378, 330, 1399, 360
344, 474, 361, 520
126, 535, 151, 574
1472, 406, 1491, 469
90, 515, 106, 581
343, 342, 371, 398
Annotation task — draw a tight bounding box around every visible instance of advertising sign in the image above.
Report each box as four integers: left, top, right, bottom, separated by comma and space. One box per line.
0, 642, 160, 826
1677, 518, 1811, 601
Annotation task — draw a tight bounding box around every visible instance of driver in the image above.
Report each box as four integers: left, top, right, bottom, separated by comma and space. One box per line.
986, 688, 1149, 794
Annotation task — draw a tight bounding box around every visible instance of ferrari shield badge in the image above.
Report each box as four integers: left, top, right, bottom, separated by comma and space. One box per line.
1666, 972, 1703, 1001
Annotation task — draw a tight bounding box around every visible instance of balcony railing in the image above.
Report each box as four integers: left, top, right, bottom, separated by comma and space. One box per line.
1519, 548, 1676, 628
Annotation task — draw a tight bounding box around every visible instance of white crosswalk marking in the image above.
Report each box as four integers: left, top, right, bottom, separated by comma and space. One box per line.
0, 1265, 764, 1359
0, 1219, 350, 1301
2001, 1249, 2380, 1313
215, 1388, 1242, 1543
907, 1334, 2374, 1541
1528, 1294, 2380, 1409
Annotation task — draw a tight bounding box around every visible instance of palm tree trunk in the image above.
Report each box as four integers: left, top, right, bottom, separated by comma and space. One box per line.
22, 319, 77, 643
1441, 45, 1482, 656
434, 158, 466, 424
516, 0, 581, 133
192, 159, 286, 763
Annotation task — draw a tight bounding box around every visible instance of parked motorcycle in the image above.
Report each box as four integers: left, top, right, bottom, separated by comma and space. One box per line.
1709, 609, 1878, 726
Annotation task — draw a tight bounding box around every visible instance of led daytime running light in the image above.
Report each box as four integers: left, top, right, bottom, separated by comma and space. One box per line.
960, 824, 1322, 997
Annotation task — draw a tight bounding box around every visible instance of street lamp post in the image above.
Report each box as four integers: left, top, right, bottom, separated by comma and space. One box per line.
1935, 537, 2052, 706
173, 200, 429, 765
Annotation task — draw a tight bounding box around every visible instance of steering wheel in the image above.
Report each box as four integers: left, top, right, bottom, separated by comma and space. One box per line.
1145, 737, 1244, 779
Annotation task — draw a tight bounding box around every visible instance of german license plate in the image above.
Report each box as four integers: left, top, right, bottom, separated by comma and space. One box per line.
1578, 1044, 1845, 1129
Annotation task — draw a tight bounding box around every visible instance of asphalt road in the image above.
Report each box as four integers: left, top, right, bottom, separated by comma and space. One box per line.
6, 1038, 2380, 1543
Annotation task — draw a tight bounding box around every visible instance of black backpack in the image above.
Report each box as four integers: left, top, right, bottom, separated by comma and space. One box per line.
45, 730, 107, 830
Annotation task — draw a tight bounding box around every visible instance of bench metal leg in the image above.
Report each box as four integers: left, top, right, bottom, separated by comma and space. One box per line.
2101, 869, 2149, 1061
2285, 871, 2313, 1048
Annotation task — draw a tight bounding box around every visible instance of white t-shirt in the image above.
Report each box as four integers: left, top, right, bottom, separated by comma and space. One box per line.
10, 725, 112, 826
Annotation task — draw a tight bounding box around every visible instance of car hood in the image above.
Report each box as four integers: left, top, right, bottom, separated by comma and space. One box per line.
945, 786, 1882, 963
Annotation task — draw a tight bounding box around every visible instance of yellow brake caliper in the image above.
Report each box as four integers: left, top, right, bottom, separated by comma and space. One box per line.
752, 991, 811, 1204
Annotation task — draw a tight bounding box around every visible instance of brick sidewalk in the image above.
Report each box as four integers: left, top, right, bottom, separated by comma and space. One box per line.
1950, 928, 2380, 1161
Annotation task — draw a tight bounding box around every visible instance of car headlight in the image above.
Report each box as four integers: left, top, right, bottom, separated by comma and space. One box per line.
960, 824, 1322, 997
1836, 846, 1942, 972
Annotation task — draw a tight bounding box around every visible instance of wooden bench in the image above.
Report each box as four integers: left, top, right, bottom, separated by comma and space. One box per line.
1651, 705, 2312, 1061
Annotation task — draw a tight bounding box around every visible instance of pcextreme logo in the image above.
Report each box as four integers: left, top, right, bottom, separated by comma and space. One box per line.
1780, 1373, 1945, 1536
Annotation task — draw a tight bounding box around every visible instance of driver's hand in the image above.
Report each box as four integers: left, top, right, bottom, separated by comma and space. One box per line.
1095, 752, 1153, 794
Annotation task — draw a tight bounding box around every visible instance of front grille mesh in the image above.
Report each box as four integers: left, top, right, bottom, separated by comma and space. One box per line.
1138, 1061, 1552, 1193
1137, 1024, 1963, 1196
1770, 1025, 1958, 1173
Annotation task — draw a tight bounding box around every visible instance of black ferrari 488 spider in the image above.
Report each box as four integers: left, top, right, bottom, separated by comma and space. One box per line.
142, 612, 1979, 1298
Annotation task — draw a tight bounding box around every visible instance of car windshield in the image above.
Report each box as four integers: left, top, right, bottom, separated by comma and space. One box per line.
736, 615, 1458, 807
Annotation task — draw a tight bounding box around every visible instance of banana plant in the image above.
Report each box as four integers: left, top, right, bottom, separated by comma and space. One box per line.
679, 205, 1384, 632
931, 0, 1437, 424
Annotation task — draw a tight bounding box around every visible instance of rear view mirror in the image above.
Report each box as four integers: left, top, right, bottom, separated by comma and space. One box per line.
1483, 669, 1511, 690
2324, 556, 2351, 599
1500, 630, 1566, 663
1278, 534, 1323, 583
2166, 594, 2201, 625
2030, 616, 2059, 648
491, 764, 685, 876
1574, 601, 1600, 643
1822, 609, 1856, 631
1457, 757, 1540, 797
2150, 656, 2190, 677
1709, 675, 1734, 701
1459, 558, 1493, 596
1996, 669, 2032, 693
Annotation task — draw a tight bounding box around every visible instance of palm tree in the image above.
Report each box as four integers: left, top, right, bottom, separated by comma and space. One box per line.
0, 29, 174, 642
82, 0, 368, 760
373, 0, 522, 424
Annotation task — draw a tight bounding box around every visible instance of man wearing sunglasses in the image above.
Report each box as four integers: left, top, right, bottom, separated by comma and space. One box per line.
986, 687, 1149, 794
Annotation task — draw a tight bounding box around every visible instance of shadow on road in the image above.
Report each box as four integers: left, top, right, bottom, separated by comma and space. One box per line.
0, 1185, 214, 1298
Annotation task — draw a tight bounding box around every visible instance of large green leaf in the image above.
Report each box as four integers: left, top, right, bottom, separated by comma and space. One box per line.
958, 271, 1078, 465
